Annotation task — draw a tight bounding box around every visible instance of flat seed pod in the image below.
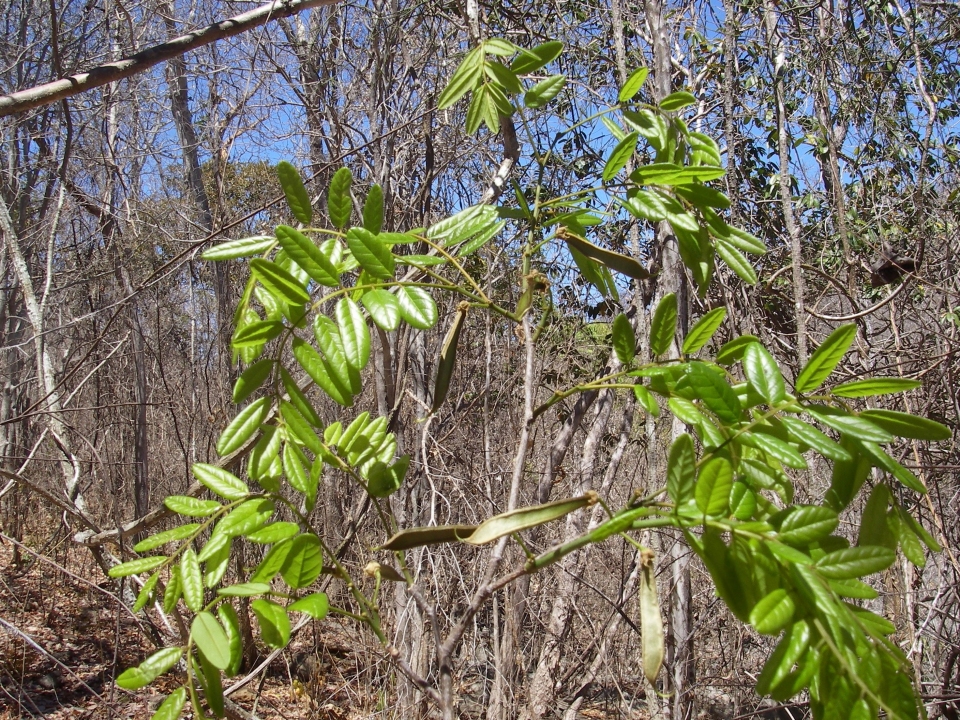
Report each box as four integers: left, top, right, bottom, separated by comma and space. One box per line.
432, 303, 468, 413
638, 549, 664, 683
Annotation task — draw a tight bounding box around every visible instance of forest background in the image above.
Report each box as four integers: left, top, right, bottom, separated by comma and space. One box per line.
0, 0, 959, 719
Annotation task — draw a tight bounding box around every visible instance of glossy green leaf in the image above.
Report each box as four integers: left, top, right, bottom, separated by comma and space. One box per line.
362, 289, 402, 331
746, 431, 807, 469
346, 227, 395, 279
150, 687, 187, 720
397, 286, 439, 329
232, 359, 273, 404
659, 90, 696, 111
195, 651, 224, 719
192, 463, 248, 500
622, 190, 668, 222
276, 161, 312, 225
438, 46, 484, 108
108, 555, 167, 578
180, 548, 204, 612
859, 409, 951, 441
715, 237, 758, 284
729, 482, 756, 520
750, 589, 796, 635
291, 337, 352, 407
779, 416, 851, 461
696, 457, 732, 516
524, 74, 566, 109
854, 440, 925, 492
311, 313, 357, 394
216, 397, 269, 456
831, 378, 922, 398
650, 293, 677, 357
280, 534, 323, 589
163, 565, 182, 613
192, 611, 231, 670
327, 167, 353, 229
116, 646, 182, 690
335, 297, 371, 371
618, 66, 649, 102
201, 538, 231, 588
674, 183, 730, 210
602, 132, 638, 182
743, 343, 785, 405
815, 546, 896, 579
289, 592, 329, 620
756, 620, 810, 695
777, 505, 839, 546
667, 434, 696, 505
828, 578, 878, 600
201, 235, 274, 261
682, 307, 726, 354
611, 314, 635, 365
274, 225, 339, 287
215, 604, 242, 677
510, 40, 563, 74
795, 325, 857, 394
682, 362, 742, 423
805, 407, 893, 443
716, 334, 760, 364
250, 258, 310, 305
134, 525, 201, 553
558, 228, 650, 280
251, 599, 291, 649
216, 499, 274, 538
362, 184, 383, 233
232, 320, 283, 349
217, 582, 271, 597
132, 572, 160, 612
632, 163, 725, 185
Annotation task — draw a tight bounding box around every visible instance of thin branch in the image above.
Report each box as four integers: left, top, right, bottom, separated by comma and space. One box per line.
0, 0, 337, 117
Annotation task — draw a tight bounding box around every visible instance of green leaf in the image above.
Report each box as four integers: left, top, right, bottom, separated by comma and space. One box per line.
858, 484, 895, 548
815, 546, 896, 579
362, 184, 383, 233
438, 47, 484, 108
163, 566, 182, 613
715, 237, 758, 284
611, 314, 636, 365
251, 599, 291, 649
618, 67, 649, 101
202, 538, 231, 589
777, 505, 839, 546
743, 343, 785, 405
558, 228, 649, 280
696, 457, 732, 516
795, 325, 857, 394
274, 225, 339, 287
756, 620, 810, 695
192, 611, 231, 670
250, 258, 310, 305
859, 409, 951, 441
346, 227, 395, 279
361, 289, 401, 331
745, 431, 807, 469
247, 522, 300, 545
750, 589, 796, 635
682, 307, 726, 354
134, 525, 201, 553
292, 337, 352, 407
201, 235, 274, 261
336, 297, 371, 370
192, 463, 248, 500
194, 651, 224, 719
232, 320, 283, 348
828, 578, 878, 600
289, 592, 329, 620
150, 687, 187, 720
779, 416, 851, 462
659, 90, 697, 111
327, 167, 353, 229
622, 190, 668, 222
681, 362, 742, 424
510, 40, 563, 74
805, 407, 893, 443
232, 359, 273, 404
729, 482, 756, 520
217, 582, 271, 597
280, 534, 323, 589
831, 378, 922, 397
216, 498, 274, 538
314, 315, 359, 395
650, 293, 677, 357
216, 604, 242, 677
524, 74, 566, 109
667, 434, 696, 505
276, 161, 312, 225
181, 548, 204, 612
216, 397, 269, 456
631, 163, 725, 185
397, 286, 439, 329
432, 304, 467, 413
855, 440, 925, 492
674, 183, 730, 210
602, 132, 639, 182
116, 646, 183, 690
716, 334, 760, 364
133, 572, 160, 612
108, 555, 167, 578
